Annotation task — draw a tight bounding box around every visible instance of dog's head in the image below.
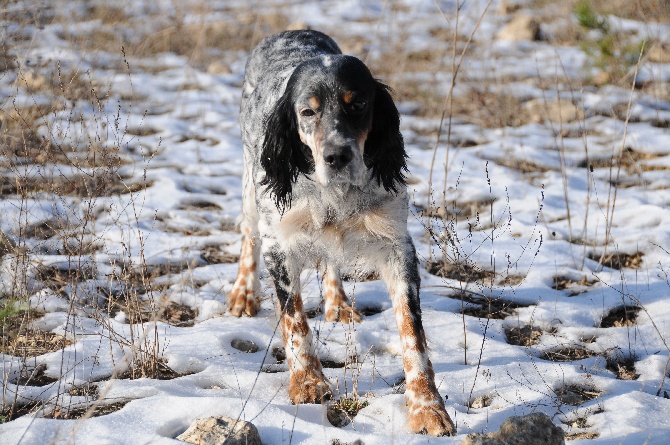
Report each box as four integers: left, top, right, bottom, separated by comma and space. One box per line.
260, 54, 407, 211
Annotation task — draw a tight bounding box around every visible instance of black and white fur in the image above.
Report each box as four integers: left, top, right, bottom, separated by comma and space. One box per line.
228, 30, 454, 436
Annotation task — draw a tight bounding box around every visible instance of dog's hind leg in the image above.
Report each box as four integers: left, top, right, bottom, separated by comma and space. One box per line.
323, 263, 361, 323
228, 154, 262, 317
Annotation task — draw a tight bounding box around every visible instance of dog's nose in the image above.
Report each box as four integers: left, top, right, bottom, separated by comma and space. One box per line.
323, 146, 353, 170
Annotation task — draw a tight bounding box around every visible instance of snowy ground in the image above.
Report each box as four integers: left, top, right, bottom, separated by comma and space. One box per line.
2, 0, 670, 444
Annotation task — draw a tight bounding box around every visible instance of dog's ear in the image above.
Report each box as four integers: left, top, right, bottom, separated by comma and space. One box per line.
364, 81, 407, 193
260, 85, 313, 212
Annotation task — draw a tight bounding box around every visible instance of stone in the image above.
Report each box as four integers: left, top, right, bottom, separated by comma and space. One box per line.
497, 14, 541, 42
230, 338, 259, 353
177, 416, 262, 445
523, 98, 582, 124
461, 412, 565, 445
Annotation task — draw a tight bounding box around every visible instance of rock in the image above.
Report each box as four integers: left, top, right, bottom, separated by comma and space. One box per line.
469, 395, 492, 409
523, 98, 582, 124
177, 416, 262, 445
497, 14, 541, 42
461, 413, 565, 445
230, 338, 259, 353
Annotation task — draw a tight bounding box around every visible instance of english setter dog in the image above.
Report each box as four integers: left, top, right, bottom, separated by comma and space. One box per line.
228, 30, 455, 436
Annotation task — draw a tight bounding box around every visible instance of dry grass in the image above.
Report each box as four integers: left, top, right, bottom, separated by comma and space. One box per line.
428, 260, 495, 283
555, 382, 603, 405
541, 346, 597, 362
505, 325, 545, 346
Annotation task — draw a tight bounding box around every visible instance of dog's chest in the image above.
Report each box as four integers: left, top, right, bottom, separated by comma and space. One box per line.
275, 194, 403, 256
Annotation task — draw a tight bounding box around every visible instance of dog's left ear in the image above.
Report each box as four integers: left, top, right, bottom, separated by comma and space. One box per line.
364, 81, 407, 193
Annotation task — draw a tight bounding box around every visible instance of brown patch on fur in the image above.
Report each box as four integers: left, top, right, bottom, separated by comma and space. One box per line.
308, 96, 320, 110
288, 368, 331, 404
228, 227, 260, 317
391, 297, 454, 435
281, 295, 331, 403
323, 272, 361, 323
342, 91, 353, 104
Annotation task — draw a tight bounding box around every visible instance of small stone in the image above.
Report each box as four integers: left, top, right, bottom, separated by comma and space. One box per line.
461, 412, 565, 445
497, 14, 541, 42
177, 416, 262, 445
230, 339, 259, 353
470, 395, 492, 409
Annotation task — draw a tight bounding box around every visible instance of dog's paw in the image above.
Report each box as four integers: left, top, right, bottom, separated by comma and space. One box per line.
407, 402, 455, 436
325, 301, 362, 324
227, 283, 260, 317
288, 369, 332, 404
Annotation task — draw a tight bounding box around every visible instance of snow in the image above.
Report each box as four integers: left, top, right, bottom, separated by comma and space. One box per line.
2, 0, 670, 444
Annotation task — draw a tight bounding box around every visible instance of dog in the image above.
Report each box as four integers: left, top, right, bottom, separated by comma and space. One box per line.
228, 30, 454, 436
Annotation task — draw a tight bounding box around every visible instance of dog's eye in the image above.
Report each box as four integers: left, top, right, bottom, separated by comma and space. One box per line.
300, 109, 316, 117
351, 101, 367, 112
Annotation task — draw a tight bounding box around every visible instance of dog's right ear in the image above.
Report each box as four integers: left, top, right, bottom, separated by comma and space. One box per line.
260, 83, 313, 213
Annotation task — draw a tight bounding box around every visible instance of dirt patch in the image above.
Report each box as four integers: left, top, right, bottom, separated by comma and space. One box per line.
321, 359, 346, 369
599, 305, 640, 328
552, 275, 596, 291
201, 246, 239, 265
101, 290, 198, 327
358, 304, 384, 317
588, 251, 643, 270
327, 398, 368, 428
505, 325, 545, 346
540, 346, 597, 362
0, 401, 43, 422
35, 263, 97, 291
160, 302, 197, 327
49, 400, 131, 419
178, 200, 222, 211
493, 156, 551, 174
69, 383, 100, 398
499, 275, 526, 286
8, 363, 58, 386
419, 198, 497, 222
119, 359, 188, 380
555, 383, 602, 406
1, 309, 71, 357
566, 431, 600, 440
428, 261, 495, 283
606, 355, 639, 380
446, 292, 529, 320
0, 171, 152, 198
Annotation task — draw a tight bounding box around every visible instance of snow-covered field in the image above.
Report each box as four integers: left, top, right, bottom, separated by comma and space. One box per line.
2, 0, 670, 443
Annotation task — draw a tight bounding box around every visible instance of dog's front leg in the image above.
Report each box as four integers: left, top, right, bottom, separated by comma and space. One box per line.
264, 243, 331, 404
381, 235, 455, 436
